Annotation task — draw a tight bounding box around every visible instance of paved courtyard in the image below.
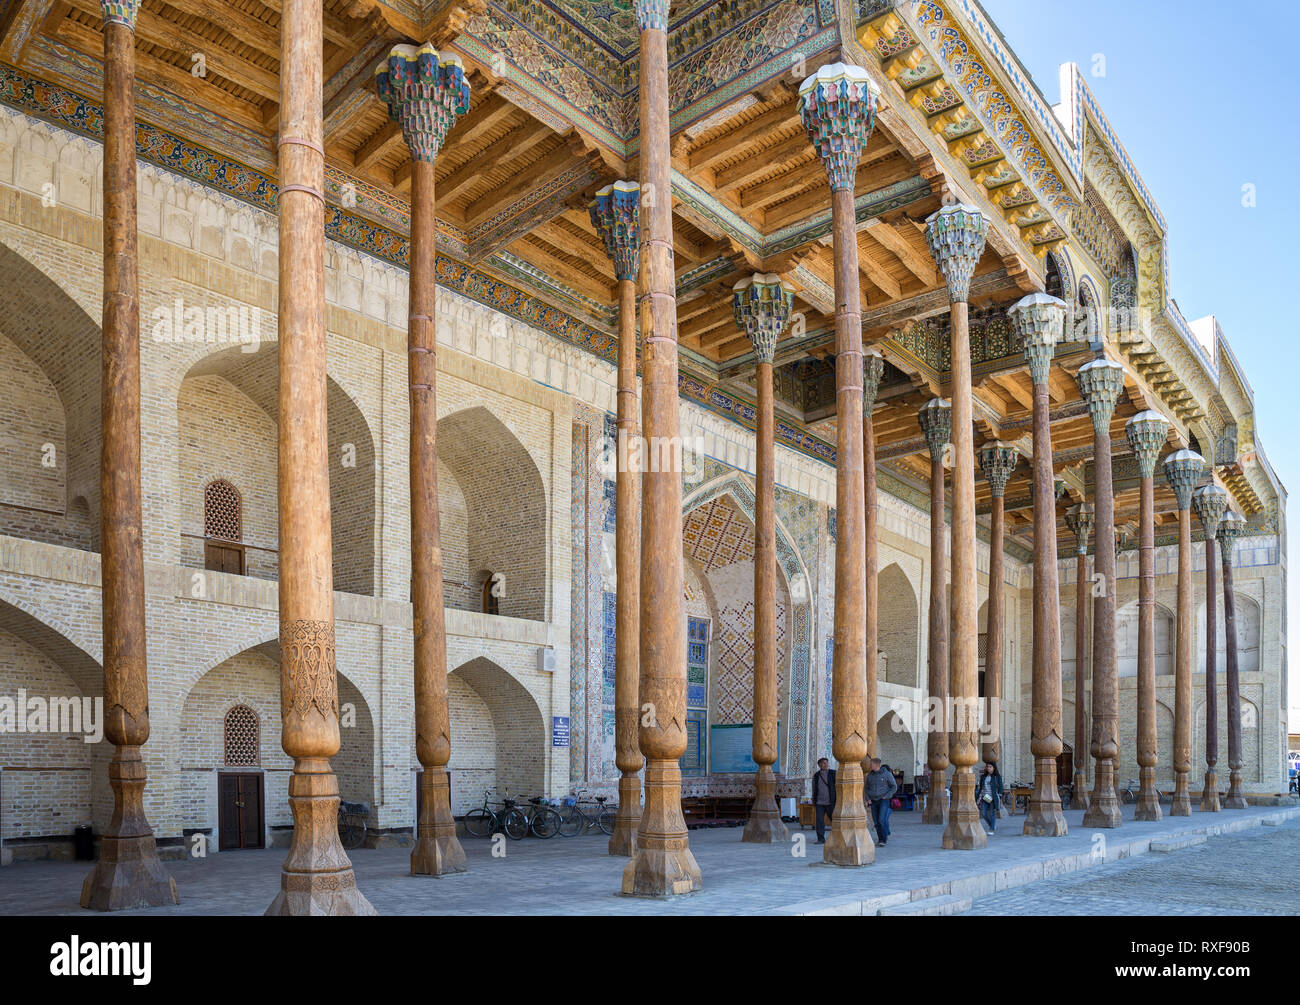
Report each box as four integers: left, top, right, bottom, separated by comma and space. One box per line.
2, 803, 1296, 915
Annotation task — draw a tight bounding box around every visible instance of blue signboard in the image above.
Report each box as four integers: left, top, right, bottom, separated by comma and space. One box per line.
709, 722, 780, 774
552, 716, 570, 747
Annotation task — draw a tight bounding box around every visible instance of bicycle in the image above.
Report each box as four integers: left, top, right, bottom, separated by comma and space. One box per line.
338, 800, 369, 850
463, 788, 529, 840
558, 790, 615, 837
524, 796, 563, 839
1120, 778, 1169, 804
1057, 783, 1073, 811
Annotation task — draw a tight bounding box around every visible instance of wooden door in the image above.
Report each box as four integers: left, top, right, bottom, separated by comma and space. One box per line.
218, 773, 264, 849
205, 541, 244, 575
1056, 745, 1073, 787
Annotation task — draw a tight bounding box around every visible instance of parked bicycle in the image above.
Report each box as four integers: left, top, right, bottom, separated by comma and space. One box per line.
463, 788, 529, 840
338, 800, 369, 850
524, 796, 564, 839
558, 790, 615, 837
1120, 777, 1169, 804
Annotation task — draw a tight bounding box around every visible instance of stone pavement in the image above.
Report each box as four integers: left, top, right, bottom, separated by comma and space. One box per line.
963, 814, 1300, 915
1, 802, 1295, 915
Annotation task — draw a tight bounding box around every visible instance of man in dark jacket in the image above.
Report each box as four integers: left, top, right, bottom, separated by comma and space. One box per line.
865, 758, 898, 845
811, 757, 836, 843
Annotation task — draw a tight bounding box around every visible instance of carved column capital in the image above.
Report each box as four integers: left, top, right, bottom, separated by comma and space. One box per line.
100, 0, 139, 29
862, 348, 885, 411
1163, 449, 1205, 511
1192, 483, 1229, 540
1217, 507, 1246, 561
798, 63, 881, 192
590, 180, 641, 282
375, 44, 471, 162
977, 441, 1017, 497
1008, 292, 1067, 385
634, 0, 669, 32
1075, 358, 1125, 435
925, 203, 988, 303
917, 397, 951, 463
732, 272, 794, 364
1125, 410, 1170, 478
1064, 501, 1095, 555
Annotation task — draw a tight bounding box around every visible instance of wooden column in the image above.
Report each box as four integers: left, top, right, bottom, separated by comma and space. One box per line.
1124, 411, 1167, 820
733, 274, 795, 843
977, 443, 1017, 770
799, 63, 880, 867
622, 0, 700, 896
377, 43, 471, 876
265, 0, 374, 915
862, 348, 885, 766
80, 0, 178, 912
1163, 449, 1205, 817
1077, 359, 1125, 829
1192, 484, 1229, 812
1064, 502, 1094, 813
1218, 510, 1248, 808
1009, 293, 1067, 837
926, 205, 989, 851
590, 182, 644, 856
917, 397, 951, 825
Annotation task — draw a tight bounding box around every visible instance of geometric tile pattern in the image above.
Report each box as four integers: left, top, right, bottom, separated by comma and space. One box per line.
683, 496, 755, 571
713, 596, 788, 724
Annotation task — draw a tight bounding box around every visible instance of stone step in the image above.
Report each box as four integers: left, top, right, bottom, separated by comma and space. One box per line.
880, 893, 972, 916
1149, 833, 1208, 853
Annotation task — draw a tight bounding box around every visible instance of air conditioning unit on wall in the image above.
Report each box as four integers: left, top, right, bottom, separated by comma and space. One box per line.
538, 647, 556, 673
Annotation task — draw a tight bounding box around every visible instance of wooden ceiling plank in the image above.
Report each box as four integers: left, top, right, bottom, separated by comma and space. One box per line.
465, 142, 581, 228
157, 0, 281, 57
508, 238, 612, 302
863, 219, 936, 286
352, 118, 402, 171
687, 103, 799, 171
711, 131, 808, 194
437, 117, 551, 203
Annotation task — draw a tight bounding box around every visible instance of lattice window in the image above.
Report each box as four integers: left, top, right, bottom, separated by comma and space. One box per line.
204, 479, 242, 542
224, 704, 259, 765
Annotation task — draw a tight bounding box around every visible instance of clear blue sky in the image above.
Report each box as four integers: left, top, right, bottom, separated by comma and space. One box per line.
979, 0, 1300, 724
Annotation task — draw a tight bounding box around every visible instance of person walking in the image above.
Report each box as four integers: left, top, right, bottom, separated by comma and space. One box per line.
811, 756, 836, 843
977, 762, 1003, 833
865, 757, 898, 845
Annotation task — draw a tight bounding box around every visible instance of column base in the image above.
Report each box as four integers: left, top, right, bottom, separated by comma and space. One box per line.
1169, 772, 1191, 816
79, 746, 178, 911
621, 759, 700, 897
1023, 757, 1068, 837
266, 758, 376, 916
608, 772, 642, 857
1134, 765, 1162, 822
823, 762, 873, 866
1082, 759, 1122, 828
741, 764, 789, 843
1199, 770, 1221, 812
1224, 768, 1248, 809
921, 775, 948, 824
942, 767, 987, 849
1071, 770, 1090, 813
411, 769, 467, 876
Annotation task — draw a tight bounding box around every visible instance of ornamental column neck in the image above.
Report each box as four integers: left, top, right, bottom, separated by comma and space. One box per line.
1064, 503, 1095, 556
376, 43, 470, 162
100, 0, 139, 28
977, 442, 1017, 499
590, 181, 641, 283
800, 60, 880, 866
925, 203, 989, 304
918, 398, 952, 463
1163, 449, 1205, 817
732, 273, 795, 363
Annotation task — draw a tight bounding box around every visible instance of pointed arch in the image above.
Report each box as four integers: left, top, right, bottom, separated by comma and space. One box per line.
682, 471, 814, 775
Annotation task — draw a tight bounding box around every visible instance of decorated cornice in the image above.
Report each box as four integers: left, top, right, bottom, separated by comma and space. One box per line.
855, 0, 1074, 257
455, 0, 840, 155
